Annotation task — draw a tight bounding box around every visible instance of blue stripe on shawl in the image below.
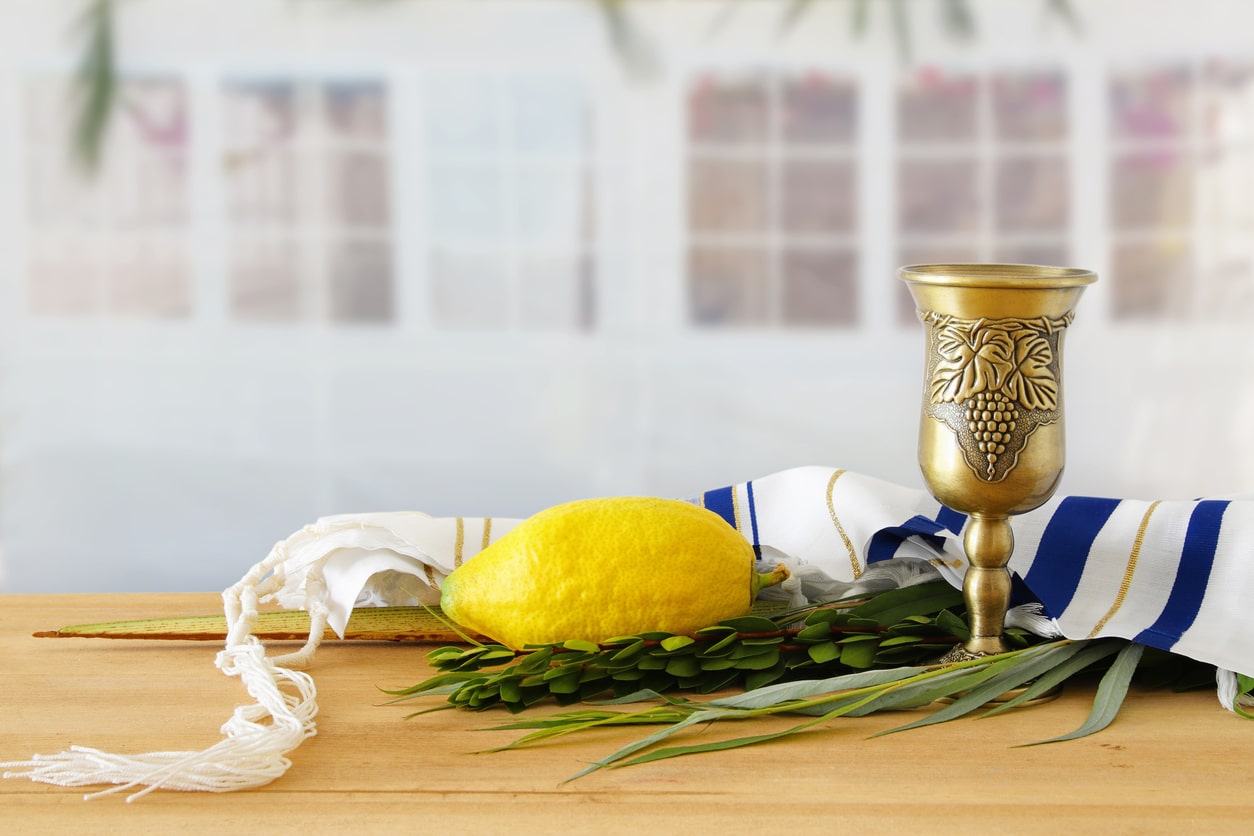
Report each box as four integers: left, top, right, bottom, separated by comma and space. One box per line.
1022, 496, 1122, 617
703, 486, 737, 531
936, 505, 968, 535
867, 516, 949, 565
746, 481, 762, 557
1134, 499, 1229, 650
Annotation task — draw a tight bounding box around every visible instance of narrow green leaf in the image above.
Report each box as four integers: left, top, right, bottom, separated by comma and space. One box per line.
983, 640, 1120, 717
874, 642, 1085, 736
709, 666, 925, 710
1019, 642, 1145, 746
561, 708, 740, 783
660, 635, 695, 652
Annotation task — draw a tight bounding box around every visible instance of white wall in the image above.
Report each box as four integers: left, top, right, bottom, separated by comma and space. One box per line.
2, 0, 1253, 592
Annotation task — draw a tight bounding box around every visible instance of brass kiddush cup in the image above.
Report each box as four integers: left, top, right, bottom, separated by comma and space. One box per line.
899, 264, 1096, 659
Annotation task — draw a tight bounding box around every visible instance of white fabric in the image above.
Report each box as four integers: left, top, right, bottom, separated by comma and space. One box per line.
5, 464, 1252, 799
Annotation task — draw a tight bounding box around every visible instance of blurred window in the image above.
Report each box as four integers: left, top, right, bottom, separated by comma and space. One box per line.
25, 76, 191, 318
687, 70, 860, 327
223, 80, 393, 324
896, 69, 1071, 322
424, 74, 597, 330
1109, 63, 1254, 320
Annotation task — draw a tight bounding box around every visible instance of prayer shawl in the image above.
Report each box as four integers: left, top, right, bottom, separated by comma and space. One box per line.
5, 465, 1252, 799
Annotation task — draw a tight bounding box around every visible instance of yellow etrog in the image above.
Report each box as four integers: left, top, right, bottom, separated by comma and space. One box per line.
439, 496, 787, 648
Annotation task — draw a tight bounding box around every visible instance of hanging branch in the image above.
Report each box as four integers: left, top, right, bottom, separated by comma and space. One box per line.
71, 0, 117, 172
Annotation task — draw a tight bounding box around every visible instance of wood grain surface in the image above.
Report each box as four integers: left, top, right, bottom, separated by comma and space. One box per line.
2, 593, 1250, 833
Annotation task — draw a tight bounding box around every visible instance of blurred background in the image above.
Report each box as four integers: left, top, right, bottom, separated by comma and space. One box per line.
1, 0, 1252, 592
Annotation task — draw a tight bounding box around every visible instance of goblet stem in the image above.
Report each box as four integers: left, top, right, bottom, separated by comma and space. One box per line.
962, 514, 1014, 656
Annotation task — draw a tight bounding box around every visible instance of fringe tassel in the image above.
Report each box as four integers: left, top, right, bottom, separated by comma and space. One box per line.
1, 540, 327, 801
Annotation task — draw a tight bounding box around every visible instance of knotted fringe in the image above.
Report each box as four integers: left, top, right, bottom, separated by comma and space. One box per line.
1, 540, 329, 801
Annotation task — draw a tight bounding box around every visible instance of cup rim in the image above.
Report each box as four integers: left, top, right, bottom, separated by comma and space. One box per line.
897, 262, 1097, 288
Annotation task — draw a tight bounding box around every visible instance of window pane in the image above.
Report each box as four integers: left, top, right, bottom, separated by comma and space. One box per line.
1198, 145, 1254, 225
517, 254, 595, 330
511, 76, 589, 154
1110, 67, 1191, 143
898, 157, 979, 234
224, 81, 296, 147
781, 248, 858, 326
427, 165, 505, 243
28, 236, 101, 315
330, 240, 392, 323
323, 82, 387, 141
993, 72, 1067, 142
329, 151, 390, 228
1111, 152, 1193, 230
689, 158, 768, 233
231, 238, 303, 320
689, 74, 769, 145
781, 73, 857, 144
429, 251, 509, 327
1111, 239, 1192, 319
1195, 258, 1254, 318
425, 76, 502, 154
781, 158, 856, 235
108, 237, 190, 317
995, 155, 1068, 233
992, 242, 1071, 267
224, 82, 299, 225
899, 72, 978, 143
1203, 61, 1254, 142
689, 246, 768, 325
513, 165, 589, 248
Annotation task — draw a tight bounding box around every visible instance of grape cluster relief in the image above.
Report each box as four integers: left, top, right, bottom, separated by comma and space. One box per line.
922, 311, 1074, 482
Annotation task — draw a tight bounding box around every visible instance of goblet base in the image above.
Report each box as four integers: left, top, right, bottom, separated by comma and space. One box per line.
935, 639, 1008, 664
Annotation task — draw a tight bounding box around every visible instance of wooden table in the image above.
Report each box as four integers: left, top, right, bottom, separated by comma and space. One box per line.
2, 593, 1251, 832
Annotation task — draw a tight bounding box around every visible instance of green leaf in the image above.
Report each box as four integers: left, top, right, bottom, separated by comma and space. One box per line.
807, 641, 842, 665
794, 622, 834, 643
935, 609, 971, 641
516, 648, 554, 675
839, 639, 879, 669
734, 650, 781, 671
1019, 642, 1145, 746
609, 639, 646, 664
718, 615, 780, 633
849, 581, 964, 627
660, 635, 696, 652
665, 656, 702, 679
743, 661, 788, 691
